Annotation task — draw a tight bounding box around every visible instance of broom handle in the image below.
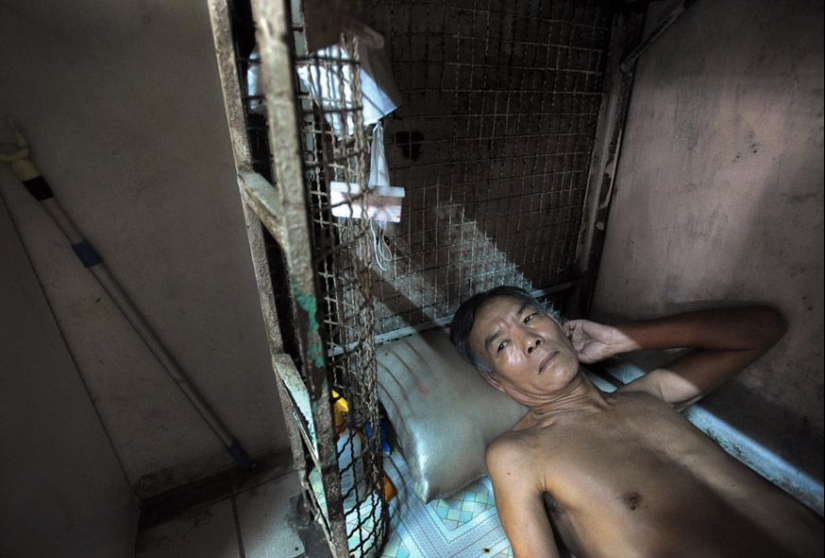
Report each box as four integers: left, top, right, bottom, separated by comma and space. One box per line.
1, 122, 253, 470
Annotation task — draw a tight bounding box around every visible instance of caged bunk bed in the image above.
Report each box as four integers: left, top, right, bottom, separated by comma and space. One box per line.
207, 0, 822, 556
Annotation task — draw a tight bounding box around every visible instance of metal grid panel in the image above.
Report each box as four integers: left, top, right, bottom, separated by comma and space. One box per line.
222, 0, 390, 554
362, 0, 613, 336
289, 4, 389, 556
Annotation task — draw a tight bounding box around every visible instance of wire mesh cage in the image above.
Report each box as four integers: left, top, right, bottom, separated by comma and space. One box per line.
291, 13, 391, 557
222, 0, 390, 555
288, 1, 396, 555
218, 0, 616, 555
359, 0, 614, 337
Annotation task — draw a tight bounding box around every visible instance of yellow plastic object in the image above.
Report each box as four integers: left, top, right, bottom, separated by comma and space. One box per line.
331, 389, 350, 432
333, 391, 395, 502
383, 474, 397, 501
0, 121, 41, 181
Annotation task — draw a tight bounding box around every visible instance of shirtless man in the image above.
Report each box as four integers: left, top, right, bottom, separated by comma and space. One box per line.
450, 286, 823, 558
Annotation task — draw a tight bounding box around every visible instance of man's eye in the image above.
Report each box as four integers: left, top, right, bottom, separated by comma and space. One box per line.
524, 313, 537, 324
497, 341, 507, 353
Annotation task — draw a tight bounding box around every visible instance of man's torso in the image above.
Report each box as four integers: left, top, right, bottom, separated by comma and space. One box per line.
503, 390, 820, 558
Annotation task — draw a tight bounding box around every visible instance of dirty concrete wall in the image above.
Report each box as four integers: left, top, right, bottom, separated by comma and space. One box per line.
0, 0, 288, 518
592, 0, 823, 463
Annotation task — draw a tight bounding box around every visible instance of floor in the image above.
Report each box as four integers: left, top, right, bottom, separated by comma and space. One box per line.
135, 457, 332, 558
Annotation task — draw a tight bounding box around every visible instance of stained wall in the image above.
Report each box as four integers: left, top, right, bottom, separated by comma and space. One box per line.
592, 0, 823, 471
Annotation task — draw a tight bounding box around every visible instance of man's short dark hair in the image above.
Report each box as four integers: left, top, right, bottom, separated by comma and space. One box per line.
449, 286, 547, 373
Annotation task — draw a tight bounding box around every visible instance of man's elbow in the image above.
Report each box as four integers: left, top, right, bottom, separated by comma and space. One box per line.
753, 305, 787, 349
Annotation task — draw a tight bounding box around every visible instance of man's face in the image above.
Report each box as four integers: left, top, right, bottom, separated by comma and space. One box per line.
468, 296, 579, 397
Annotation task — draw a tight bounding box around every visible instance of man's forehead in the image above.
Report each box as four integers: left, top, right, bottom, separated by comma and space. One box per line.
472, 296, 538, 334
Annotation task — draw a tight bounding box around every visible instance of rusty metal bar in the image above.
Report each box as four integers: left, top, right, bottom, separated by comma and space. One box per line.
206, 0, 304, 473
239, 171, 286, 247
620, 0, 699, 73
570, 7, 646, 318
248, 0, 349, 555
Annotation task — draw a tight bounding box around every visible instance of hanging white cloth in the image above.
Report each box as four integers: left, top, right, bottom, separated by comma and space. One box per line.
297, 23, 402, 137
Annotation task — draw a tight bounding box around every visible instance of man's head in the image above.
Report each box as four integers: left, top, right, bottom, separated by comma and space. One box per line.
450, 286, 546, 373
450, 286, 579, 400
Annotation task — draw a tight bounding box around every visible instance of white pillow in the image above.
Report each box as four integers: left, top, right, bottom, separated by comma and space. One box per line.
376, 329, 528, 502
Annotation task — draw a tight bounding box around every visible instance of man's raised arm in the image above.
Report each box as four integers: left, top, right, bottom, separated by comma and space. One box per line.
565, 306, 786, 408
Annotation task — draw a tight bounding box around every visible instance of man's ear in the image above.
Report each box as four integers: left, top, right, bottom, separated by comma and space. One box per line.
482, 371, 505, 392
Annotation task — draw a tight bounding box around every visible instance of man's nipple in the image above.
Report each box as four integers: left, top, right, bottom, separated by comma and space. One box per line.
622, 490, 643, 511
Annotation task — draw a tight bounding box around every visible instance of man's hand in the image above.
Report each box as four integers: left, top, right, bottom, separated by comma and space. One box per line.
564, 319, 639, 364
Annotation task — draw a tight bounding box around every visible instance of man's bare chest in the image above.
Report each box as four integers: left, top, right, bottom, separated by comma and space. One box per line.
521, 395, 730, 512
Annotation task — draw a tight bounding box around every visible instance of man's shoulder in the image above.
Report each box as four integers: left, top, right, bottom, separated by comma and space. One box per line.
485, 432, 539, 483
487, 413, 599, 471
485, 428, 565, 492
486, 424, 557, 466
487, 429, 528, 458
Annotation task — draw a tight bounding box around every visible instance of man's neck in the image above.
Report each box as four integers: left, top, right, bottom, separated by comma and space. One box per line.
527, 371, 610, 420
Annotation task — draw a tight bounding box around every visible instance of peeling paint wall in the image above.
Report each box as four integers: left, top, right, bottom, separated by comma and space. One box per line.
592, 0, 823, 468
0, 0, 288, 521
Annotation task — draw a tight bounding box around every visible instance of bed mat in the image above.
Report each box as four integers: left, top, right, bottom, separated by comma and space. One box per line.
381, 449, 513, 558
